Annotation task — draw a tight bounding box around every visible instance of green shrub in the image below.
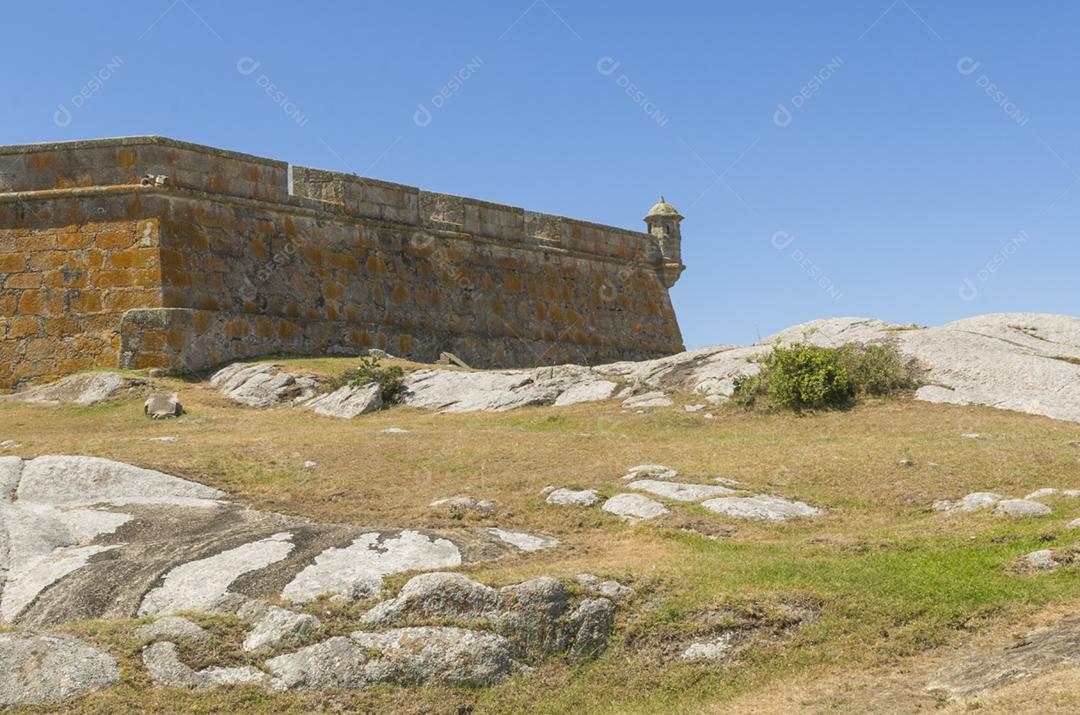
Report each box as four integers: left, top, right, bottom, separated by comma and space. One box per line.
733, 339, 920, 412
339, 356, 406, 404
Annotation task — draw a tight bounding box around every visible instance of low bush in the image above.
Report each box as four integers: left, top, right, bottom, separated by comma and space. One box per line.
733, 339, 920, 412
339, 356, 406, 404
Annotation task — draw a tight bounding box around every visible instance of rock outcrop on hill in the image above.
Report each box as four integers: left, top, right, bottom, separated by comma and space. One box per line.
0, 456, 553, 628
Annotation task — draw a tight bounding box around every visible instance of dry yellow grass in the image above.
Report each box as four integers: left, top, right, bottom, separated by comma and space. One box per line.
3, 367, 1080, 713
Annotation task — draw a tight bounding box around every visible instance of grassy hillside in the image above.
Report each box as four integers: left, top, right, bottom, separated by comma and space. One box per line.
3, 366, 1080, 714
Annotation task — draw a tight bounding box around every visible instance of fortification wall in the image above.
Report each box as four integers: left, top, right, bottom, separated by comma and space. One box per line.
0, 137, 684, 390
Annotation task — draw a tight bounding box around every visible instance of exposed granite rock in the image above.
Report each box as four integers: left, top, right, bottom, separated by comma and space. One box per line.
602, 493, 669, 522
701, 495, 822, 521
2, 372, 138, 406
0, 632, 119, 706
238, 601, 321, 652
401, 365, 618, 413
144, 393, 182, 419
545, 488, 600, 507
994, 499, 1052, 517
303, 383, 382, 418
628, 479, 739, 502
143, 641, 272, 689
136, 616, 210, 643
210, 363, 320, 408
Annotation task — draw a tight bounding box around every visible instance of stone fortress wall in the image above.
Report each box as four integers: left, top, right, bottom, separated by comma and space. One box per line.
0, 136, 686, 391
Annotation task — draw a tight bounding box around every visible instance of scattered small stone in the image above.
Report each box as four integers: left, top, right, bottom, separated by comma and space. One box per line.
1020, 549, 1060, 572
701, 495, 822, 521
149, 435, 177, 443
621, 391, 674, 409
135, 616, 209, 643
623, 464, 678, 480
898, 459, 915, 467
382, 427, 409, 434
0, 440, 20, 450
680, 632, 735, 661
703, 413, 715, 419
961, 433, 981, 440
546, 488, 600, 507
714, 477, 740, 486
1067, 518, 1080, 529
302, 461, 317, 470
1026, 488, 1059, 500
1068, 441, 1080, 448
144, 393, 182, 419
995, 499, 1052, 517
601, 493, 669, 522
1064, 489, 1080, 497
429, 495, 496, 514
364, 348, 391, 359
684, 404, 705, 412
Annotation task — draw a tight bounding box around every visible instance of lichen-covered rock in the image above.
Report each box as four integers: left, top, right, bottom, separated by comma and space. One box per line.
602, 493, 669, 521
210, 363, 319, 408
143, 641, 272, 689
266, 627, 514, 690
238, 601, 320, 652
495, 577, 571, 654
303, 383, 382, 418
545, 488, 599, 507
566, 597, 615, 658
0, 455, 540, 628
360, 572, 500, 628
935, 492, 1004, 513
0, 632, 119, 706
680, 632, 735, 661
701, 495, 822, 521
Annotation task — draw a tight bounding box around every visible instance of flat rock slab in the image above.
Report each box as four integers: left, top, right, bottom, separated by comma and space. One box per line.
994, 499, 1052, 517
1, 372, 137, 406
210, 363, 320, 409
545, 488, 599, 507
927, 618, 1080, 698
602, 493, 669, 521
621, 391, 673, 409
401, 365, 618, 413
628, 479, 739, 502
623, 464, 678, 480
144, 393, 182, 419
701, 495, 822, 521
0, 632, 119, 706
0, 456, 559, 627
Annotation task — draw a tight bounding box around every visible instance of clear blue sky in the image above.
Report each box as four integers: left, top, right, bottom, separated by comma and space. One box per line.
4, 1, 1077, 348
